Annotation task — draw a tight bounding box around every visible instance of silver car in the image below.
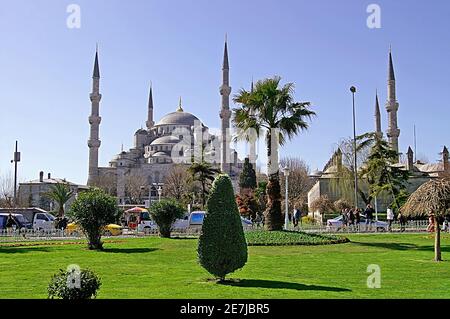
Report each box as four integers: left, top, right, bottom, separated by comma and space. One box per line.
326, 215, 388, 232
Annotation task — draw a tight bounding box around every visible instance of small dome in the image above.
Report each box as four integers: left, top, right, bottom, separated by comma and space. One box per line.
156, 111, 201, 127
152, 151, 170, 157
135, 128, 147, 135
150, 136, 180, 145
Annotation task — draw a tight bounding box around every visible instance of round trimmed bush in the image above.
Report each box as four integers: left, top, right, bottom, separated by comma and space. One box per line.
48, 268, 101, 299
198, 174, 248, 281
149, 199, 186, 238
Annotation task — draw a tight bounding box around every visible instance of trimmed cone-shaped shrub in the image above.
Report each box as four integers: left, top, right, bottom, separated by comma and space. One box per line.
198, 174, 248, 281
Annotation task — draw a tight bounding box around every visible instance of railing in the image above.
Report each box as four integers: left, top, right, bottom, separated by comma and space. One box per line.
0, 220, 437, 243
0, 228, 82, 242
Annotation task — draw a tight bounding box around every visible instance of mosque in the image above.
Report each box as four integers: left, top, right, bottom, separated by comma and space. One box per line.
86, 41, 247, 205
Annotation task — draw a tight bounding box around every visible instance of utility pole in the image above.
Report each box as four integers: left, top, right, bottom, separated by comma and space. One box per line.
10, 141, 21, 208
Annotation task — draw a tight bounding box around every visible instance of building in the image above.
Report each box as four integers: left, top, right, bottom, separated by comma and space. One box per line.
308, 49, 449, 215
18, 171, 88, 212
87, 40, 243, 205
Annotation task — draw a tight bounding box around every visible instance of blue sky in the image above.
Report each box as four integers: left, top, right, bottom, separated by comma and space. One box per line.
0, 0, 449, 184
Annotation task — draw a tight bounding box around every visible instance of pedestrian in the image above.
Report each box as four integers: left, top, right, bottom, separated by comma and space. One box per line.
293, 206, 301, 228
348, 209, 356, 231
5, 213, 18, 233
341, 209, 348, 231
427, 213, 435, 233
364, 204, 375, 231
387, 208, 394, 232
442, 216, 449, 233
60, 216, 68, 230
398, 212, 406, 232
355, 208, 361, 232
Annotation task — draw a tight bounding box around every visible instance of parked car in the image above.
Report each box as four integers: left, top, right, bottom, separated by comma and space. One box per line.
0, 213, 32, 230
65, 223, 123, 236
326, 215, 388, 232
173, 211, 253, 230
20, 210, 55, 231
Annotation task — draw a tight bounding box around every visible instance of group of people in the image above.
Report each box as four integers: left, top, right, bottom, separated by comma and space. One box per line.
339, 204, 375, 231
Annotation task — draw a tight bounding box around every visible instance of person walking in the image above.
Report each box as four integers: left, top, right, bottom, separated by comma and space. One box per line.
355, 208, 361, 232
398, 212, 406, 232
5, 213, 18, 233
387, 208, 394, 232
341, 209, 348, 231
348, 209, 356, 232
364, 204, 375, 232
293, 207, 301, 229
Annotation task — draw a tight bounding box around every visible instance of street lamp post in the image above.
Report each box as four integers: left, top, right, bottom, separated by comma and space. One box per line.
282, 166, 290, 230
350, 86, 358, 209
157, 186, 162, 202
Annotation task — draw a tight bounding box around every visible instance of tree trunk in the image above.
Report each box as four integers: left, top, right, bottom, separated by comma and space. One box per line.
264, 130, 283, 231
264, 172, 283, 231
434, 215, 442, 262
201, 181, 206, 208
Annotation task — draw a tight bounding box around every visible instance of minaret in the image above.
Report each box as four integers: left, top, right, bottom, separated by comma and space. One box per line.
443, 146, 449, 172
248, 78, 257, 165
385, 47, 400, 161
374, 90, 382, 138
87, 48, 102, 185
219, 38, 232, 173
146, 83, 154, 129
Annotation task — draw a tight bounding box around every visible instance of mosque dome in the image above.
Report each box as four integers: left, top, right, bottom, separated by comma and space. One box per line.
152, 151, 170, 157
156, 111, 201, 127
150, 136, 180, 145
155, 97, 202, 127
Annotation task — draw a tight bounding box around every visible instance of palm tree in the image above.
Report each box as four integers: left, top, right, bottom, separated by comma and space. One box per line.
45, 183, 74, 217
233, 76, 315, 230
188, 162, 221, 208
401, 178, 450, 262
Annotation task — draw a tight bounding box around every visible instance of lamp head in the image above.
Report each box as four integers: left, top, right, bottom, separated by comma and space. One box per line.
350, 86, 356, 93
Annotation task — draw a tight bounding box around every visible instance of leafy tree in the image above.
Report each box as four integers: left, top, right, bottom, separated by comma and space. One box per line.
188, 161, 220, 208
362, 137, 410, 209
149, 199, 186, 238
233, 76, 315, 230
198, 174, 248, 281
239, 158, 257, 190
45, 183, 74, 217
68, 188, 119, 250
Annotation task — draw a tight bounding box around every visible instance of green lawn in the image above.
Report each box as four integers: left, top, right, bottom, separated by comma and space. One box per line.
1, 233, 450, 299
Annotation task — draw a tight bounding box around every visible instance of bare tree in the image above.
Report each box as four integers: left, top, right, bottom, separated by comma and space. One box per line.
279, 157, 314, 212
91, 174, 117, 196
163, 165, 193, 203
124, 173, 148, 204
0, 172, 14, 207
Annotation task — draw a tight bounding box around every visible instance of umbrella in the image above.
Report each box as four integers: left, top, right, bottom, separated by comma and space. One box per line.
125, 207, 148, 213
401, 178, 450, 261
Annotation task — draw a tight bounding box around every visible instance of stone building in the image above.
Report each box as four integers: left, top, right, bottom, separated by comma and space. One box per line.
308, 49, 449, 215
18, 171, 88, 212
87, 40, 243, 205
